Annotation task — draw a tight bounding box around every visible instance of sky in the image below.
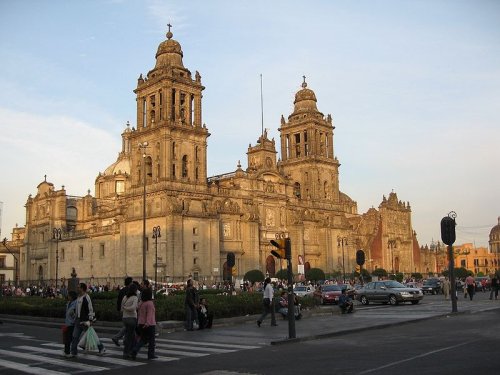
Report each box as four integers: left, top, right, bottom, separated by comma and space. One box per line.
0, 0, 499, 248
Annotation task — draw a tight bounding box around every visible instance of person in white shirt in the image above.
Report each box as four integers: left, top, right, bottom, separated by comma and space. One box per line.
257, 277, 277, 327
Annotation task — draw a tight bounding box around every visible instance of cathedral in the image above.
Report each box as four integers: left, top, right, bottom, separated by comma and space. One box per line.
11, 28, 423, 286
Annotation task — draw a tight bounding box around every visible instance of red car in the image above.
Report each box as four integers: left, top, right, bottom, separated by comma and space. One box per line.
320, 285, 344, 304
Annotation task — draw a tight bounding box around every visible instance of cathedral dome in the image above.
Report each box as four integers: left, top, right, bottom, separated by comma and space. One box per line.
490, 217, 500, 239
293, 78, 319, 113
103, 156, 130, 176
154, 27, 185, 69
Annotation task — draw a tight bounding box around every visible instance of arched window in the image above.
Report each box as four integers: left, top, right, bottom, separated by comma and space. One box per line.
145, 156, 153, 183
182, 155, 188, 178
294, 182, 301, 199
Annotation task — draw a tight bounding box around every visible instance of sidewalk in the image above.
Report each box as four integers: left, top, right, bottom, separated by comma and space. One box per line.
1, 294, 499, 345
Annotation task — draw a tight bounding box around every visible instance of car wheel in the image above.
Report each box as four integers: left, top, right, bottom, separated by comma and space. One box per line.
389, 295, 398, 305
360, 296, 369, 305
411, 300, 419, 305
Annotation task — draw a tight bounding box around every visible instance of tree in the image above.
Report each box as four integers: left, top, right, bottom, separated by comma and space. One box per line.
275, 269, 288, 280
411, 272, 423, 280
306, 268, 325, 282
243, 269, 265, 283
372, 268, 388, 278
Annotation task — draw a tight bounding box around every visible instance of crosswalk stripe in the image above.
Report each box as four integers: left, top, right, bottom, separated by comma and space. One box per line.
0, 348, 108, 371
42, 343, 179, 362
157, 343, 235, 353
155, 347, 209, 357
153, 338, 261, 350
0, 358, 68, 375
16, 346, 144, 367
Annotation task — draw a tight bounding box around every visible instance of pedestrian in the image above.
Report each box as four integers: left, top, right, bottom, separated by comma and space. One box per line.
112, 276, 133, 346
184, 279, 198, 331
338, 288, 354, 314
69, 282, 105, 357
63, 291, 77, 357
197, 297, 213, 329
257, 277, 277, 327
489, 274, 499, 300
131, 287, 157, 360
121, 283, 138, 359
442, 277, 451, 300
465, 274, 475, 301
277, 291, 289, 319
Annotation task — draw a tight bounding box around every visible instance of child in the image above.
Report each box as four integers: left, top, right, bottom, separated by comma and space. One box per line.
63, 291, 78, 357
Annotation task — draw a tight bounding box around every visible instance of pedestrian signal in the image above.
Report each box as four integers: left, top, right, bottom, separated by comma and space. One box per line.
356, 250, 365, 266
440, 216, 456, 246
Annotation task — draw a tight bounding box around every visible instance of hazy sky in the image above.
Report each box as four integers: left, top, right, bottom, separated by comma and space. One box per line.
0, 0, 499, 248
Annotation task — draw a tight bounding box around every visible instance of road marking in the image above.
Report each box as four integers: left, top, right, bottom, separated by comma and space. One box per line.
153, 338, 261, 350
0, 358, 68, 375
0, 348, 108, 371
358, 340, 479, 374
156, 343, 236, 353
17, 345, 144, 366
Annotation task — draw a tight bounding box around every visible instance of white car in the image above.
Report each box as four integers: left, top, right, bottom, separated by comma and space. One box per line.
293, 285, 316, 297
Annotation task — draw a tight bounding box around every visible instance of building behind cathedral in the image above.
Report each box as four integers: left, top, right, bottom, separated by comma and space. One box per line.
2, 29, 498, 286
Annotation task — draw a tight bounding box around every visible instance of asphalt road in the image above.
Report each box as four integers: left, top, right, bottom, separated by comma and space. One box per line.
0, 292, 498, 374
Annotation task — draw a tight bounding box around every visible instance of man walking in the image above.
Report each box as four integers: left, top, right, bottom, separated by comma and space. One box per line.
184, 279, 198, 331
489, 274, 499, 300
112, 277, 133, 346
69, 283, 105, 357
465, 274, 475, 301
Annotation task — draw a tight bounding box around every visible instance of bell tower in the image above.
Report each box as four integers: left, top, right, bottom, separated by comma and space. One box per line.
279, 77, 340, 202
130, 25, 210, 188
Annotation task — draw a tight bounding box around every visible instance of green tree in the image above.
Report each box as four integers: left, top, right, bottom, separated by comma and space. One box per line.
411, 272, 423, 280
243, 269, 265, 283
306, 268, 325, 282
275, 269, 288, 280
372, 268, 388, 278
394, 272, 404, 282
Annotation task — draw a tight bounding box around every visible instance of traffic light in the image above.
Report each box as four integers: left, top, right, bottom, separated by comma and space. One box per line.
270, 238, 291, 260
356, 249, 365, 266
441, 216, 456, 246
270, 239, 286, 259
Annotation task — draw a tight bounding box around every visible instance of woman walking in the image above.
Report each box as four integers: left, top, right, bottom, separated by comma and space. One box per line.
131, 287, 157, 360
257, 277, 277, 327
121, 283, 138, 359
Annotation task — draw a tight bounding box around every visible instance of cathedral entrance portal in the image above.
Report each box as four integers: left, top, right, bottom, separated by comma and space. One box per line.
266, 255, 276, 277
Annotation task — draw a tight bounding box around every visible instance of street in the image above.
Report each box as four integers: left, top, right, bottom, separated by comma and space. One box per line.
0, 292, 498, 374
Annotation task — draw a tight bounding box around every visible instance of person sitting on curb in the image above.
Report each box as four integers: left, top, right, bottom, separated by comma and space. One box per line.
338, 288, 354, 314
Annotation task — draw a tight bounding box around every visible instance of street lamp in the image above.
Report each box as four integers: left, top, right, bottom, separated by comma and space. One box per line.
388, 239, 397, 274
139, 141, 149, 281
337, 236, 348, 282
2, 238, 19, 285
52, 228, 62, 291
152, 226, 161, 291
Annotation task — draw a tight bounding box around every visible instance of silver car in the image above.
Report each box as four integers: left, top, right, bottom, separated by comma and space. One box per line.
355, 280, 424, 305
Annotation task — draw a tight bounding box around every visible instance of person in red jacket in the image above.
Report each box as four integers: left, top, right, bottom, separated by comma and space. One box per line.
130, 288, 157, 360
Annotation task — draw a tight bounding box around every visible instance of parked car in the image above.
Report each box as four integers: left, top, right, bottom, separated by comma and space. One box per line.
293, 285, 316, 298
355, 280, 424, 305
421, 278, 442, 295
319, 285, 344, 304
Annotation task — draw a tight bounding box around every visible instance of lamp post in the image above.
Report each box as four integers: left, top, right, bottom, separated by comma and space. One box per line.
139, 141, 149, 281
152, 226, 161, 291
2, 238, 18, 286
388, 239, 397, 275
52, 228, 62, 291
337, 236, 348, 283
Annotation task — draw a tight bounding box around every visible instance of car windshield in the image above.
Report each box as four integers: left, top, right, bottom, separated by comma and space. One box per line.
294, 286, 306, 291
322, 285, 341, 292
383, 280, 406, 288
423, 279, 438, 285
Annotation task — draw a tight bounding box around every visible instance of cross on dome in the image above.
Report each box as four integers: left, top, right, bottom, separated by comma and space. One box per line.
166, 23, 173, 39
302, 75, 307, 88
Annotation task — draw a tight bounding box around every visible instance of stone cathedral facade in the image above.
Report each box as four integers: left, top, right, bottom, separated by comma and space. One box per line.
15, 29, 422, 285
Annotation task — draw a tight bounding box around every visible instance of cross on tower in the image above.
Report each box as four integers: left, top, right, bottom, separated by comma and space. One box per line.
167, 23, 172, 32
302, 75, 307, 88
